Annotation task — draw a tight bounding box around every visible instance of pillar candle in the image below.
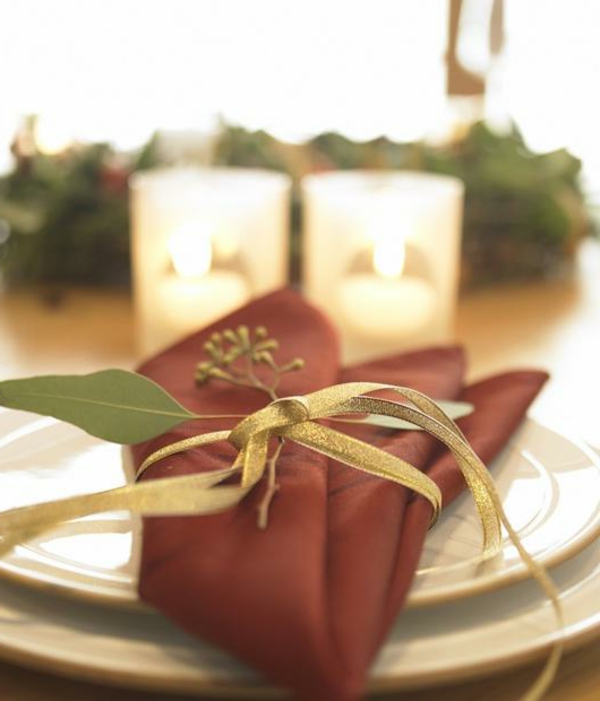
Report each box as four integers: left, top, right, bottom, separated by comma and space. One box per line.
302, 171, 464, 363
130, 167, 291, 357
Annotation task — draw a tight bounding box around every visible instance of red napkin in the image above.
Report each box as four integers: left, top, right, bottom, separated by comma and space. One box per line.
132, 289, 547, 700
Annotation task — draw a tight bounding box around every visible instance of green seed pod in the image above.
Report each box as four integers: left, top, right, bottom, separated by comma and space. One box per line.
256, 339, 279, 352
223, 329, 238, 344
195, 363, 212, 383
280, 358, 305, 373
223, 349, 242, 365
237, 325, 250, 349
208, 367, 231, 381
257, 352, 277, 370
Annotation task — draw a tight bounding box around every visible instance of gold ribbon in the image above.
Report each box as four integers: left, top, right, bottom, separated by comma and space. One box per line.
0, 383, 562, 701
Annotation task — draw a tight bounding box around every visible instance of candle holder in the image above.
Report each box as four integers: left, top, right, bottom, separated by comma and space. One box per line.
130, 167, 291, 357
302, 171, 464, 363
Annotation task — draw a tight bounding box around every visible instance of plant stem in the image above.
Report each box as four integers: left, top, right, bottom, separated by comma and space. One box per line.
257, 437, 284, 529
193, 413, 247, 420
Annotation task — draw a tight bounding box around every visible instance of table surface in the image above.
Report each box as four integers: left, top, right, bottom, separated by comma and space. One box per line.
0, 241, 598, 700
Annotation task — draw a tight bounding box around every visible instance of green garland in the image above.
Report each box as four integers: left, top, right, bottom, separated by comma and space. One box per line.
215, 122, 590, 287
0, 124, 159, 287
0, 119, 590, 289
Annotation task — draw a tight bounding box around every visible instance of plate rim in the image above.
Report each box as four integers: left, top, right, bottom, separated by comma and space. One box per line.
408, 425, 600, 607
0, 544, 599, 697
0, 416, 599, 612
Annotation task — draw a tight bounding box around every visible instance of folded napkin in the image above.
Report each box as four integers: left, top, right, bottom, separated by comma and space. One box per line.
132, 289, 547, 701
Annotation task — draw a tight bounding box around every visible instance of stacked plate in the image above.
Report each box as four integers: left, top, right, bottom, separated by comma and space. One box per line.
0, 408, 599, 696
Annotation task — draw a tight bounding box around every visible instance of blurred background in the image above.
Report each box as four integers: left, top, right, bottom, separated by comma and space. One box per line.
0, 0, 598, 442
0, 0, 598, 289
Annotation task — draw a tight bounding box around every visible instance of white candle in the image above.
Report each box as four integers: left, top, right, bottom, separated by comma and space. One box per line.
130, 167, 291, 357
150, 223, 250, 351
302, 170, 463, 363
339, 273, 437, 338
157, 271, 250, 343
339, 227, 437, 338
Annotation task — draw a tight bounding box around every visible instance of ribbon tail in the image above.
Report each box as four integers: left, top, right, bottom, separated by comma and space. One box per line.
0, 465, 243, 558
330, 393, 503, 557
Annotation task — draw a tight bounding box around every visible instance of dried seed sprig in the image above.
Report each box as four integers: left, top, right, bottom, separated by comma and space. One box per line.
195, 326, 304, 401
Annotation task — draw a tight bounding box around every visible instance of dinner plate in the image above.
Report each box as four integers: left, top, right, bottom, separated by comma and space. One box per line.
0, 409, 599, 610
0, 499, 599, 696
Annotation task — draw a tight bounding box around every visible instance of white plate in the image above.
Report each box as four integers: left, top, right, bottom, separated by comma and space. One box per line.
0, 494, 599, 696
0, 410, 599, 609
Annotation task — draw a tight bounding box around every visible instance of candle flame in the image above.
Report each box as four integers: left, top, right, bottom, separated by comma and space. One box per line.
372, 234, 406, 279
168, 225, 212, 277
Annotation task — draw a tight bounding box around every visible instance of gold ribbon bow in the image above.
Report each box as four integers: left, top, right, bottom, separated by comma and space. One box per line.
0, 383, 562, 701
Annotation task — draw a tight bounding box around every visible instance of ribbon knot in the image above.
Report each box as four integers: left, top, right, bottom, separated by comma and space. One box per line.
131, 382, 507, 539
228, 395, 311, 450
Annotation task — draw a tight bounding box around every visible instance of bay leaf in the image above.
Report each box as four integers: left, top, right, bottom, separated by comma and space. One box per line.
0, 370, 197, 444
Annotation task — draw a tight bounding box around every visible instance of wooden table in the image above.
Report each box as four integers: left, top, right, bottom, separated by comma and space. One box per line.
0, 241, 599, 700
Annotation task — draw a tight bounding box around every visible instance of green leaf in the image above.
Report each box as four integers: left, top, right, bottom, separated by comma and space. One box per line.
0, 370, 197, 444
333, 400, 474, 431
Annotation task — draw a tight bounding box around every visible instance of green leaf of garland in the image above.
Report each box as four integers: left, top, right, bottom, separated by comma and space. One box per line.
0, 370, 197, 444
